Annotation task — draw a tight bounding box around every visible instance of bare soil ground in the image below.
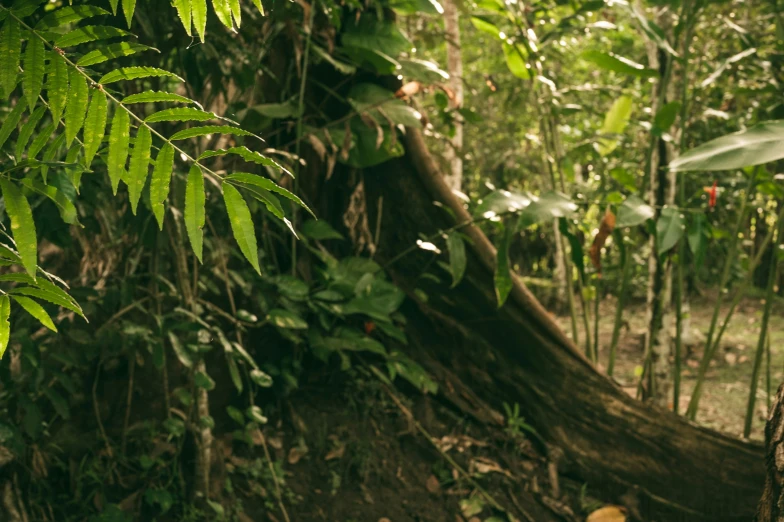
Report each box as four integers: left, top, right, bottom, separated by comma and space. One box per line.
555, 289, 784, 440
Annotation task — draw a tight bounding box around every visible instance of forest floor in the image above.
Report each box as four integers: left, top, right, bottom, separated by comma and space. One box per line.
554, 289, 784, 440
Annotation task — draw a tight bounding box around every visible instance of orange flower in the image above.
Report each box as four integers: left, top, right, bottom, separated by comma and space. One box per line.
703, 181, 717, 208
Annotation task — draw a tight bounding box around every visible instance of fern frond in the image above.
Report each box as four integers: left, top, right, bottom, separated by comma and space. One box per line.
122, 91, 198, 106
77, 42, 156, 67
55, 26, 132, 49
127, 125, 152, 214
150, 143, 175, 229
107, 107, 130, 194
21, 35, 43, 107
100, 66, 184, 85
185, 165, 206, 262
64, 68, 88, 146
83, 90, 108, 166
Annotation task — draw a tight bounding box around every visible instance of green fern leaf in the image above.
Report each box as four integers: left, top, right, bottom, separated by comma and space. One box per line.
27, 122, 54, 159
11, 295, 57, 331
11, 286, 84, 318
170, 125, 256, 141
40, 132, 65, 183
122, 90, 196, 105
172, 0, 193, 36
55, 26, 131, 48
229, 0, 241, 27
150, 143, 174, 229
109, 0, 120, 15
185, 164, 205, 262
122, 0, 136, 27
0, 19, 21, 99
225, 172, 313, 216
77, 42, 155, 67
20, 178, 79, 225
212, 0, 234, 29
107, 108, 130, 194
35, 5, 110, 30
15, 105, 46, 160
223, 183, 260, 273
127, 125, 151, 214
0, 296, 9, 359
99, 66, 183, 85
7, 0, 47, 19
0, 179, 37, 279
46, 51, 68, 124
22, 36, 44, 108
0, 98, 27, 150
239, 184, 284, 220
192, 0, 208, 43
145, 107, 216, 123
251, 0, 264, 15
83, 90, 107, 167
199, 147, 290, 174
64, 69, 88, 146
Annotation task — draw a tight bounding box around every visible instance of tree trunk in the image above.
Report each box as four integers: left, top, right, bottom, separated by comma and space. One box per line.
351, 128, 764, 522
755, 384, 784, 522
443, 0, 463, 192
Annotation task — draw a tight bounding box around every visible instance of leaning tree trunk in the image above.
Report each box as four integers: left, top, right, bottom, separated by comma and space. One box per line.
330, 129, 765, 522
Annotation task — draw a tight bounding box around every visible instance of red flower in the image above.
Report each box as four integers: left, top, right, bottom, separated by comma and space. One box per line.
704, 181, 717, 208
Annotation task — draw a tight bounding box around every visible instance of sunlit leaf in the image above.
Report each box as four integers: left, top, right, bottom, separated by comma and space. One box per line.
0, 179, 37, 279
127, 125, 152, 214
107, 108, 130, 194
656, 207, 685, 256
12, 295, 56, 331
616, 195, 654, 227
64, 69, 88, 147
55, 25, 131, 48
0, 296, 9, 359
99, 66, 184, 85
22, 36, 44, 108
46, 51, 68, 123
223, 183, 260, 274
170, 125, 256, 141
582, 50, 658, 78
77, 42, 156, 67
122, 90, 196, 105
596, 95, 633, 156
0, 18, 21, 99
35, 5, 109, 29
150, 143, 174, 229
82, 90, 107, 167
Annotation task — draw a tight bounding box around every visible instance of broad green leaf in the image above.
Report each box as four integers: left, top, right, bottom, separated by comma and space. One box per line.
99, 66, 184, 85
518, 191, 578, 228
596, 95, 633, 156
109, 0, 119, 14
20, 178, 79, 225
55, 25, 131, 48
656, 207, 685, 255
670, 121, 784, 172
122, 90, 196, 105
168, 332, 192, 367
342, 16, 411, 57
40, 132, 65, 183
0, 296, 9, 359
22, 36, 44, 108
494, 224, 513, 307
470, 16, 501, 37
446, 231, 466, 288
212, 0, 233, 29
35, 5, 109, 29
223, 183, 260, 274
502, 41, 529, 79
249, 368, 272, 387
127, 125, 152, 214
150, 143, 174, 229
145, 107, 216, 123
194, 371, 215, 390
616, 195, 655, 227
12, 295, 56, 331
170, 125, 256, 141
46, 51, 68, 123
107, 108, 130, 194
268, 309, 308, 329
582, 50, 658, 78
172, 0, 192, 36
687, 213, 708, 268
653, 101, 681, 134
77, 43, 156, 67
224, 172, 312, 215
700, 48, 756, 89
0, 179, 37, 278
15, 105, 46, 160
185, 165, 205, 262
0, 19, 21, 98
200, 147, 290, 174
300, 219, 342, 240
348, 83, 422, 128
64, 69, 88, 147
251, 0, 264, 15
82, 91, 107, 167
0, 98, 27, 149
122, 0, 136, 27
193, 0, 208, 42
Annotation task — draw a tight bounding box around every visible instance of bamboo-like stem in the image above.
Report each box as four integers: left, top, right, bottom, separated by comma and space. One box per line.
608, 236, 633, 377
744, 209, 783, 438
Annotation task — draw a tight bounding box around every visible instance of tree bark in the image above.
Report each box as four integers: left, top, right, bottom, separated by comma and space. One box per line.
755, 384, 784, 522
353, 128, 764, 522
